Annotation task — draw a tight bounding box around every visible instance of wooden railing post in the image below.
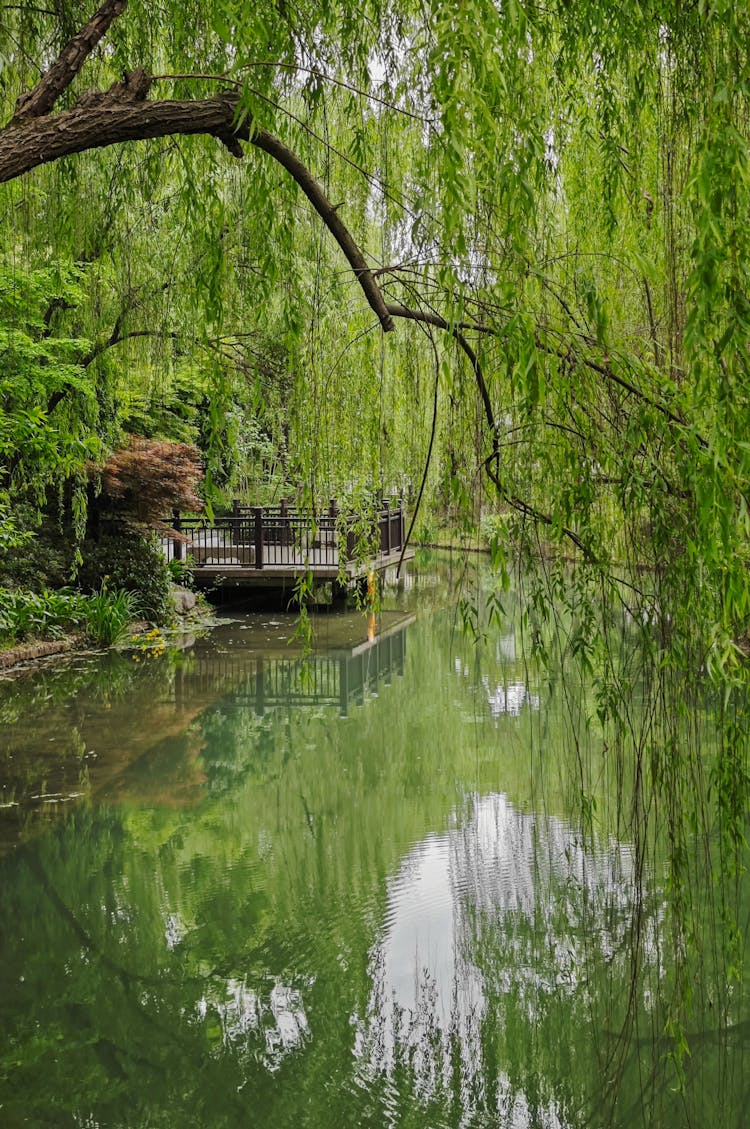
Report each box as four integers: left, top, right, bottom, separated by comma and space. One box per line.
231, 498, 240, 545
172, 508, 183, 561
382, 501, 391, 554
280, 497, 289, 548
327, 498, 338, 566
253, 506, 264, 568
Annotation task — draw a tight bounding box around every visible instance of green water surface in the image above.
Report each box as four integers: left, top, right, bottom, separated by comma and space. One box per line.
0, 560, 747, 1127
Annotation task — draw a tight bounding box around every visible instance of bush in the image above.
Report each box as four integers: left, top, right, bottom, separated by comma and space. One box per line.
0, 519, 75, 591
77, 530, 173, 625
90, 435, 203, 525
167, 554, 195, 588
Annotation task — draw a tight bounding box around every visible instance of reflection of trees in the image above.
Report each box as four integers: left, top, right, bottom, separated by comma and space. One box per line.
452, 617, 542, 723
197, 977, 311, 1069
3, 602, 749, 1127
354, 793, 665, 1127
0, 808, 319, 1126
480, 676, 540, 718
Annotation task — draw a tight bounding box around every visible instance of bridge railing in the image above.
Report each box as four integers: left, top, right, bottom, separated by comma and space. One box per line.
166, 499, 406, 569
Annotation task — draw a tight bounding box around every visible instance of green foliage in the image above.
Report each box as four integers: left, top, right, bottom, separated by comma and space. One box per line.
166, 554, 195, 588
77, 532, 173, 626
0, 261, 102, 511
0, 494, 32, 555
0, 586, 86, 644
82, 583, 141, 646
1, 0, 750, 1058
0, 582, 138, 647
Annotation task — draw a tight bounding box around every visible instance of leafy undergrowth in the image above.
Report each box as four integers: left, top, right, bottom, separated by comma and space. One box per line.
0, 584, 140, 649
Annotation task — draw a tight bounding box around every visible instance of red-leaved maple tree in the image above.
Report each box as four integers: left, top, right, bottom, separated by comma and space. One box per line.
92, 435, 203, 528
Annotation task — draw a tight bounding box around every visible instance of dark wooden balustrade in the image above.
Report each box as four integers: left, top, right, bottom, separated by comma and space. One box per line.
166, 499, 409, 583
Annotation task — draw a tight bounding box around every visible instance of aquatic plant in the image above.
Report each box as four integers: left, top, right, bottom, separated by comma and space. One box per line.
82, 583, 140, 647
0, 587, 86, 644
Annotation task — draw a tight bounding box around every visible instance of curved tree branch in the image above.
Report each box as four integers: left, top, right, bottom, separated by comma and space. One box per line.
0, 1, 681, 559
385, 302, 498, 463
397, 323, 441, 579
251, 127, 394, 331
0, 79, 395, 332
12, 0, 129, 123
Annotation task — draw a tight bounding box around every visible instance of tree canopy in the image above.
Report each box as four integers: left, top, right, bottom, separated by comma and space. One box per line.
1, 1, 748, 597
0, 0, 746, 528
1, 0, 748, 681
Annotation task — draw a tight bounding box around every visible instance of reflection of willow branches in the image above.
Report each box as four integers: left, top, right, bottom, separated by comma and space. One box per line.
24, 851, 263, 1117
355, 946, 486, 1112
603, 1016, 750, 1049
26, 852, 223, 991
523, 557, 653, 1111
516, 548, 736, 1125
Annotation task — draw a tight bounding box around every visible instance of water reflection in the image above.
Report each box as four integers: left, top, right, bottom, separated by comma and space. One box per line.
182, 612, 412, 718
453, 626, 541, 718
0, 566, 746, 1127
355, 792, 655, 1125
197, 978, 311, 1070
0, 609, 415, 824
480, 677, 540, 718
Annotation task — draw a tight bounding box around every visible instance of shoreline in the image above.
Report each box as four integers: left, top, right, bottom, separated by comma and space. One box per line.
0, 634, 87, 674
0, 608, 219, 679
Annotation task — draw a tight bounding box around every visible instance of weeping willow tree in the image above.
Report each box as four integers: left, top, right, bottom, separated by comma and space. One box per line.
1, 0, 750, 1070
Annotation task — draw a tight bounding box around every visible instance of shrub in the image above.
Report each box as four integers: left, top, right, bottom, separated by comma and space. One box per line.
77, 530, 173, 625
90, 435, 204, 526
167, 554, 195, 588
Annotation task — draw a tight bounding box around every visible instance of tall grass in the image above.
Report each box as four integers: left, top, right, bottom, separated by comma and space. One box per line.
82, 585, 140, 646
0, 584, 140, 648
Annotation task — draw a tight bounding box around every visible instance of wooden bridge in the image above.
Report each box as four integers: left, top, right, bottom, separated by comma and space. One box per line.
168, 499, 413, 592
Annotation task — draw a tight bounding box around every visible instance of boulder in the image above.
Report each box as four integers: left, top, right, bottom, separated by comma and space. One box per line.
170, 586, 197, 614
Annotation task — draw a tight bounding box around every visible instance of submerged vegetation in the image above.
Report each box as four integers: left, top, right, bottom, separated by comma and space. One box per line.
1, 0, 750, 1120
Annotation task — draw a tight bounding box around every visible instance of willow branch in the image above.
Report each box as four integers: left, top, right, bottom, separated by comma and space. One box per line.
250, 128, 393, 331
397, 324, 441, 578
481, 457, 596, 562
385, 302, 498, 466
0, 83, 395, 332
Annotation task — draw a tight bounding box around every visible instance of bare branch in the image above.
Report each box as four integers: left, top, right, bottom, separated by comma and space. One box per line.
251, 127, 394, 331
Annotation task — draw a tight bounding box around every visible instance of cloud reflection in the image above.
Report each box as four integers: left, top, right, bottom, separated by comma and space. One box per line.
354, 793, 658, 1125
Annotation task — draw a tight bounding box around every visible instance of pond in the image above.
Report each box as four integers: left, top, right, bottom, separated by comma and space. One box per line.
0, 555, 747, 1127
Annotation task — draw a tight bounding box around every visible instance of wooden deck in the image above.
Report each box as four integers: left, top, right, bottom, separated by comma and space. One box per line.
168, 500, 413, 591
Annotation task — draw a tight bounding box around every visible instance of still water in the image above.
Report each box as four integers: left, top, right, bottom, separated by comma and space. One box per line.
0, 558, 747, 1127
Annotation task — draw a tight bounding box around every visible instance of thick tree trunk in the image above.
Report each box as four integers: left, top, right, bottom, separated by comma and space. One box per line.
13, 0, 130, 122
0, 92, 243, 181
0, 0, 398, 326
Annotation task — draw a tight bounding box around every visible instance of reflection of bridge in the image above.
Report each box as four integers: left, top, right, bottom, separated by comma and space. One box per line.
177, 613, 415, 717
168, 500, 413, 593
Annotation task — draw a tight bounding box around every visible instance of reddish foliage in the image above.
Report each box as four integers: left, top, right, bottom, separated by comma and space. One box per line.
93, 435, 204, 526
